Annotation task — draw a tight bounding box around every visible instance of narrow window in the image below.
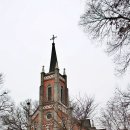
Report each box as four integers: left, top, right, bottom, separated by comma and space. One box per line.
61, 86, 63, 103
34, 122, 37, 130
48, 86, 52, 101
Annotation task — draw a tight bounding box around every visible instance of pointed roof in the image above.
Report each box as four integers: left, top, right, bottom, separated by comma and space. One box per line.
49, 43, 58, 72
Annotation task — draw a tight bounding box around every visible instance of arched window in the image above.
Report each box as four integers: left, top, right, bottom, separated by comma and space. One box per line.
47, 86, 52, 101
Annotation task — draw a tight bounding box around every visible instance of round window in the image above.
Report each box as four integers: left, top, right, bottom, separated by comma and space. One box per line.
46, 112, 52, 120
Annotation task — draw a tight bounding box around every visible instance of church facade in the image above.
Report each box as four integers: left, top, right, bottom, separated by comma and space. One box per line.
30, 36, 105, 130
30, 36, 70, 130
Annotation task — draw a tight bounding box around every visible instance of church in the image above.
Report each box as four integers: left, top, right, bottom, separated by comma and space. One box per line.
29, 35, 105, 130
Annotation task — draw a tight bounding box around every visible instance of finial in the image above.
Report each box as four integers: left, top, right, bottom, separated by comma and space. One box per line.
50, 35, 57, 44
92, 120, 94, 127
63, 68, 66, 75
55, 62, 59, 69
42, 66, 45, 72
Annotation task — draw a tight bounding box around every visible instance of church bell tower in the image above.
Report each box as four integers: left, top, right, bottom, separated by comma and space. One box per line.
31, 35, 69, 130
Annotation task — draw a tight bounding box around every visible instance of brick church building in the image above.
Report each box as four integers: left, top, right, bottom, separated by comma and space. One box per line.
30, 36, 105, 130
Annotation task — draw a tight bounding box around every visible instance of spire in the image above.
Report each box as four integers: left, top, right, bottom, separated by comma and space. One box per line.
63, 68, 66, 75
42, 66, 45, 73
49, 35, 58, 72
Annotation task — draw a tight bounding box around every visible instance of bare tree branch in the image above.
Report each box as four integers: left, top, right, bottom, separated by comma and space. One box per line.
71, 95, 97, 130
80, 0, 130, 75
99, 87, 130, 130
1, 99, 38, 130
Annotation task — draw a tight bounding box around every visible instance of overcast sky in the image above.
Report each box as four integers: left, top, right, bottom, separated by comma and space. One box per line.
0, 0, 130, 106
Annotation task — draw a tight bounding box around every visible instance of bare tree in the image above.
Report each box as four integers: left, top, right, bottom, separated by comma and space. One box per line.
72, 96, 96, 120
80, 0, 130, 75
99, 88, 130, 130
69, 96, 97, 130
1, 99, 38, 130
0, 90, 13, 115
0, 73, 12, 113
0, 73, 14, 129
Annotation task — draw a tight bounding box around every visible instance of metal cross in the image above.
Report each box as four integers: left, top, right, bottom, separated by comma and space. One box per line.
50, 35, 57, 43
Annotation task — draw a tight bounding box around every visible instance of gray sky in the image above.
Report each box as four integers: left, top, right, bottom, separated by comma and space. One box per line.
0, 0, 130, 106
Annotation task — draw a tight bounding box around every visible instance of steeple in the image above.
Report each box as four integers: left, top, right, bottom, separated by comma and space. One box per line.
31, 36, 69, 130
49, 35, 58, 72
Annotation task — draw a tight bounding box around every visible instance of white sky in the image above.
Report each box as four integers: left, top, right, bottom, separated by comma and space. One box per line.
0, 0, 130, 107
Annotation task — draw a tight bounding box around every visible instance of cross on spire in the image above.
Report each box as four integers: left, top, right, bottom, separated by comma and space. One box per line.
50, 35, 57, 43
